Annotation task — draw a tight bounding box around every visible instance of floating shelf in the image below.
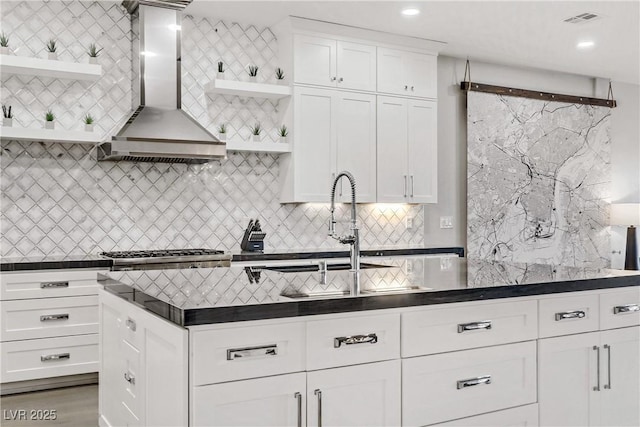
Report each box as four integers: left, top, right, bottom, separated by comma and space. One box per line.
0, 54, 102, 81
0, 126, 103, 144
204, 79, 291, 100
225, 138, 292, 154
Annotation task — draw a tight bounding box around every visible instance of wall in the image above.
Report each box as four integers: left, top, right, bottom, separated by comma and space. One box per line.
429, 56, 639, 268
0, 2, 424, 258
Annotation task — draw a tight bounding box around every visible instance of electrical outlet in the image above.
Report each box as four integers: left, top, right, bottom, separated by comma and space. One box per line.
405, 216, 414, 229
440, 216, 454, 229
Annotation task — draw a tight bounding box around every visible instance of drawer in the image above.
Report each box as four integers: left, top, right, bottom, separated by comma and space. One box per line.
0, 334, 98, 383
1, 296, 98, 341
539, 293, 599, 338
191, 321, 305, 385
432, 404, 539, 426
600, 288, 640, 330
0, 270, 99, 300
402, 341, 537, 426
402, 299, 537, 357
307, 312, 400, 370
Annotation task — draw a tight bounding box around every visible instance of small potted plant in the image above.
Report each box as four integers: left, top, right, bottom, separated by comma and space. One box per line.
0, 32, 10, 55
217, 123, 227, 141
87, 43, 102, 64
278, 124, 288, 143
247, 65, 259, 83
83, 113, 94, 132
275, 67, 286, 85
44, 109, 55, 129
217, 61, 225, 79
46, 39, 58, 60
250, 122, 261, 142
2, 104, 13, 127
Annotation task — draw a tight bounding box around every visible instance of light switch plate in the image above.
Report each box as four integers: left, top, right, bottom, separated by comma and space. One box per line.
440, 216, 454, 229
405, 216, 414, 229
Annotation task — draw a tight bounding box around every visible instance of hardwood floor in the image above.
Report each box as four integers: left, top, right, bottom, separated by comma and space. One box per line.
0, 385, 98, 427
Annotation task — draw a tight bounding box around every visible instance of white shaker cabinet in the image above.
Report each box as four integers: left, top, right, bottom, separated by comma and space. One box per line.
294, 35, 376, 92
377, 96, 437, 203
377, 47, 437, 99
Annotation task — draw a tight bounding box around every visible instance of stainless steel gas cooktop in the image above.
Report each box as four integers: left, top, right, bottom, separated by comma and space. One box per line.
101, 249, 231, 271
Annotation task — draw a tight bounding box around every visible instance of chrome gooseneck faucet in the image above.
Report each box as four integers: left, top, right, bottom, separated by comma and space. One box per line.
329, 171, 360, 296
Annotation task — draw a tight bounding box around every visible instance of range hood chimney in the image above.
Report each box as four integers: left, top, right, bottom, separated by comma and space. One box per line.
98, 0, 225, 164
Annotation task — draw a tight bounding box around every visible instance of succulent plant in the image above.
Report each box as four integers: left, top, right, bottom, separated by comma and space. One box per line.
275, 67, 285, 80
247, 65, 259, 77
45, 109, 55, 121
278, 124, 288, 137
46, 39, 57, 53
83, 114, 94, 124
87, 43, 102, 58
0, 32, 9, 48
2, 104, 13, 119
217, 61, 225, 73
250, 122, 261, 136
217, 123, 227, 134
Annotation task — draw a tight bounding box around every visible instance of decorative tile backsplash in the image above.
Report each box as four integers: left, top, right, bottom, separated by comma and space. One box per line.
1, 2, 425, 258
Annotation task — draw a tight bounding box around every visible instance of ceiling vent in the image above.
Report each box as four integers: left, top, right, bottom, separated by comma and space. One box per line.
563, 12, 601, 24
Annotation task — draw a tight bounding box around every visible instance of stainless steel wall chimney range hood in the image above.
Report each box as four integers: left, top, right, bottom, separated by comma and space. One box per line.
97, 0, 225, 164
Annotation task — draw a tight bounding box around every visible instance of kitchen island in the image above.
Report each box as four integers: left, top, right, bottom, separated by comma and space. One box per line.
99, 256, 640, 427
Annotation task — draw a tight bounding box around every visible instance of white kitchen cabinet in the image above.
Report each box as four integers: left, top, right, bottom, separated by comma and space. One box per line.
377, 47, 437, 99
434, 404, 539, 427
377, 96, 437, 203
294, 35, 376, 92
285, 86, 376, 203
307, 360, 401, 427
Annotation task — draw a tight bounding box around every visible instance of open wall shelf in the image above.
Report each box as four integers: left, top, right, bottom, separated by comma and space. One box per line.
204, 79, 291, 100
0, 126, 103, 144
0, 54, 102, 81
225, 138, 292, 153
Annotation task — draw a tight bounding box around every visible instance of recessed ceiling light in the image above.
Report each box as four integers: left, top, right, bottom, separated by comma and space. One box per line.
577, 40, 595, 49
401, 8, 420, 16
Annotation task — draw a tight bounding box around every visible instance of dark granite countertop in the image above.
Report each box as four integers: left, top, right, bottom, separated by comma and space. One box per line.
101, 256, 640, 327
0, 254, 113, 272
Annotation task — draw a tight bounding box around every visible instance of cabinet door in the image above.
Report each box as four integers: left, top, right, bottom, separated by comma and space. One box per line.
405, 52, 438, 98
377, 47, 406, 96
335, 91, 377, 203
376, 96, 408, 203
538, 332, 601, 427
600, 326, 640, 427
307, 360, 401, 427
336, 41, 376, 92
407, 99, 437, 203
294, 35, 336, 87
294, 87, 334, 202
192, 373, 306, 427
99, 298, 126, 427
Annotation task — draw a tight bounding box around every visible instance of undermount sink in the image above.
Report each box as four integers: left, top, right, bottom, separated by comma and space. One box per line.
263, 261, 392, 273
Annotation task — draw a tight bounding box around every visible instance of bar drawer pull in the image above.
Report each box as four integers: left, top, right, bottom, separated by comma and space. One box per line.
227, 344, 278, 360
40, 281, 69, 289
458, 321, 492, 333
555, 310, 586, 321
334, 333, 378, 348
457, 375, 491, 389
125, 318, 137, 331
124, 372, 135, 385
613, 304, 640, 315
40, 313, 69, 322
41, 353, 70, 362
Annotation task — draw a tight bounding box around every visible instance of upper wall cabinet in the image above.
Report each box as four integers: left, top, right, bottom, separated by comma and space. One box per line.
294, 35, 377, 92
377, 47, 437, 99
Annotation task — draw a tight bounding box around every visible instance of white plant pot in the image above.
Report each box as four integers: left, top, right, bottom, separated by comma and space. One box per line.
252, 135, 261, 142
89, 57, 98, 65
277, 79, 287, 86
279, 136, 288, 144
0, 46, 10, 55
3, 118, 13, 127
85, 123, 94, 132
216, 72, 225, 80
218, 133, 226, 141
47, 52, 57, 60
44, 121, 55, 129
249, 76, 257, 83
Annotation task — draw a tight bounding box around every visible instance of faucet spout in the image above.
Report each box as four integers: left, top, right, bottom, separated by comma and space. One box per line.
329, 171, 360, 296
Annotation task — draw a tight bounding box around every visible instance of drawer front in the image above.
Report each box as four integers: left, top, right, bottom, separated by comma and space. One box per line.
0, 270, 99, 300
539, 293, 599, 338
191, 321, 305, 385
402, 300, 537, 357
307, 313, 400, 370
0, 334, 98, 383
433, 404, 539, 427
600, 288, 640, 330
1, 296, 98, 341
402, 341, 537, 426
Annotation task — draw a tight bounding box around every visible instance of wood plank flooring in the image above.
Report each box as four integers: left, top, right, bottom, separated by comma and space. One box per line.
0, 385, 98, 427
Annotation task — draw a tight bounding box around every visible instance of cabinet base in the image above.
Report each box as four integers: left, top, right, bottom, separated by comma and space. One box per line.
0, 372, 98, 395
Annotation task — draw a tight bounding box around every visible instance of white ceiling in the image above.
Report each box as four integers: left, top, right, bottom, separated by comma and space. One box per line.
185, 0, 640, 85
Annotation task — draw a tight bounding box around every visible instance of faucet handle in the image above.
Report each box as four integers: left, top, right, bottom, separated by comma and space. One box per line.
339, 235, 356, 245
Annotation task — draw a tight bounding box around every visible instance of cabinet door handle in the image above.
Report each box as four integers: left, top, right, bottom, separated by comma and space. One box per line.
338, 77, 343, 82
334, 333, 378, 348
125, 318, 137, 331
227, 344, 278, 360
593, 345, 600, 391
331, 76, 336, 82
124, 371, 135, 385
40, 313, 69, 322
41, 353, 70, 362
404, 85, 408, 90
613, 304, 640, 315
457, 320, 492, 333
604, 344, 611, 390
411, 86, 415, 91
555, 310, 586, 321
403, 175, 407, 197
410, 175, 415, 197
457, 375, 491, 389
40, 281, 68, 289
294, 392, 302, 427
314, 389, 322, 427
